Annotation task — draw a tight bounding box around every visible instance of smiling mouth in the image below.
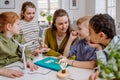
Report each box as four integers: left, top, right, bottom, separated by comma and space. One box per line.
61, 28, 67, 31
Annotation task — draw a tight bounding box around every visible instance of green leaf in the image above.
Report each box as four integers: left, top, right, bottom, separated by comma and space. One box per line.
40, 11, 46, 17
47, 15, 53, 22
99, 72, 104, 78
104, 68, 111, 74
98, 47, 120, 79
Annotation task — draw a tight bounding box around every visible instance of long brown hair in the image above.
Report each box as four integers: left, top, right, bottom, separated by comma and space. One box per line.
52, 9, 73, 35
20, 1, 36, 20
0, 12, 19, 33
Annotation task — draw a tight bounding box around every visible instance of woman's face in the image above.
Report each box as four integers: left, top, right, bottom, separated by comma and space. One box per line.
55, 16, 69, 34
77, 21, 89, 39
23, 7, 36, 22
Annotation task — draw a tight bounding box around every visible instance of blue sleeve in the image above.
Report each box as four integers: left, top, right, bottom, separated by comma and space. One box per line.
69, 42, 78, 57
89, 49, 97, 61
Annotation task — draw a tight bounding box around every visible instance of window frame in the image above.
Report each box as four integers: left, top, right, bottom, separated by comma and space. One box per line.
38, 0, 60, 21
106, 0, 116, 20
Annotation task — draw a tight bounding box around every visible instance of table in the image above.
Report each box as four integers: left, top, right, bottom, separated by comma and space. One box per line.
0, 56, 94, 80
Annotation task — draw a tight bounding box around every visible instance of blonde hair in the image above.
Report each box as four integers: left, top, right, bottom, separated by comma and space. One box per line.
77, 16, 91, 27
0, 12, 19, 33
20, 1, 36, 20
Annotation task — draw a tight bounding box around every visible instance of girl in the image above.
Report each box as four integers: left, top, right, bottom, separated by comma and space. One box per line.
20, 1, 40, 55
0, 12, 38, 78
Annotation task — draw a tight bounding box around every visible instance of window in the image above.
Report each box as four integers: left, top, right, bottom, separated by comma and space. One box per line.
106, 0, 116, 20
38, 0, 59, 21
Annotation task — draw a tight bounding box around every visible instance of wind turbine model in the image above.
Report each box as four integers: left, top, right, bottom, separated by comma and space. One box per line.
39, 26, 48, 50
13, 39, 34, 73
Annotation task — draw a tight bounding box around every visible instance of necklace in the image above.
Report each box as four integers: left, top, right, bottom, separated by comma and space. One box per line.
56, 34, 66, 41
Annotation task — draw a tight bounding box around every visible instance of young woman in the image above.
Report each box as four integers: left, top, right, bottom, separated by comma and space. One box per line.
20, 1, 40, 55
0, 12, 38, 78
59, 16, 98, 69
33, 9, 73, 57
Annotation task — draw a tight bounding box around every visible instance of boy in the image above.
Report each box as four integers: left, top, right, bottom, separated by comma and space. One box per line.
88, 14, 119, 80
60, 16, 98, 69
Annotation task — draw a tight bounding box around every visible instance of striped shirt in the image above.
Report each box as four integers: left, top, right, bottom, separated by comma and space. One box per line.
20, 20, 40, 52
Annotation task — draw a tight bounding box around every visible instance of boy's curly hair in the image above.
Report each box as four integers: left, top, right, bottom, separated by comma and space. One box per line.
89, 14, 116, 39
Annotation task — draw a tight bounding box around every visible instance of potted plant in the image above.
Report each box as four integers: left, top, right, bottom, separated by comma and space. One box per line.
47, 15, 53, 25
40, 11, 47, 22
98, 47, 120, 80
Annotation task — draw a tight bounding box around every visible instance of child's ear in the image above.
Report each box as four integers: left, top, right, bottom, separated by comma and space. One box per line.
6, 23, 12, 31
99, 32, 107, 40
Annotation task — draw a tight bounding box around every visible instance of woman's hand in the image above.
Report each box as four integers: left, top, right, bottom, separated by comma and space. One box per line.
32, 48, 50, 56
26, 60, 38, 71
58, 55, 66, 60
40, 42, 48, 49
0, 68, 23, 78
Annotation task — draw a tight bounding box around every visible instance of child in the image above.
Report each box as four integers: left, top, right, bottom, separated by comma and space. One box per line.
0, 12, 38, 78
88, 14, 118, 80
20, 1, 40, 55
60, 16, 98, 69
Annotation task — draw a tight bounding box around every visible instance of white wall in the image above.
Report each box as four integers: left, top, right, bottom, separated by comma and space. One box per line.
85, 0, 95, 16
1, 0, 120, 24
61, 0, 86, 24
95, 0, 106, 14
0, 0, 85, 24
116, 0, 120, 23
85, 0, 120, 23
61, 0, 86, 30
0, 0, 38, 20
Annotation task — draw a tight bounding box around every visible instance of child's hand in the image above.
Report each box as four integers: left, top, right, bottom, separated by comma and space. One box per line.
57, 55, 67, 63
89, 70, 99, 80
32, 51, 39, 56
0, 68, 23, 78
27, 61, 38, 71
58, 56, 74, 66
69, 31, 78, 41
88, 41, 103, 50
71, 31, 78, 36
